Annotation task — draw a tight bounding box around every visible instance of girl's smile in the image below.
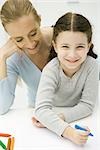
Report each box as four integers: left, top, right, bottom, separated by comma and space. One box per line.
53, 31, 91, 75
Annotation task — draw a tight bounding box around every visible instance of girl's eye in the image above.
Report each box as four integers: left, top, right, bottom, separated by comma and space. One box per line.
77, 46, 84, 48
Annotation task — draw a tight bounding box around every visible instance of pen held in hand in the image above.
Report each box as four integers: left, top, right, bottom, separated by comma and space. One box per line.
75, 124, 94, 137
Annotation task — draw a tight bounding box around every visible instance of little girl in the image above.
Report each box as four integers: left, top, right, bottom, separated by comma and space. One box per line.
34, 12, 99, 145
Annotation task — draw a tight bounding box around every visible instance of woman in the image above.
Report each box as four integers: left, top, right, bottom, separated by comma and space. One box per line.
0, 0, 53, 114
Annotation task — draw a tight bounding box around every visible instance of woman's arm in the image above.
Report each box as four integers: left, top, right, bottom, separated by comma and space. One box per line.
0, 57, 7, 79
0, 39, 21, 79
0, 54, 19, 115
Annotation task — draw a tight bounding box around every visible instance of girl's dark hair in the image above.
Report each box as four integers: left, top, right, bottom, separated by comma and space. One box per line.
48, 12, 97, 62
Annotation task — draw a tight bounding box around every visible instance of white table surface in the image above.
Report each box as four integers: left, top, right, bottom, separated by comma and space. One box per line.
0, 84, 100, 150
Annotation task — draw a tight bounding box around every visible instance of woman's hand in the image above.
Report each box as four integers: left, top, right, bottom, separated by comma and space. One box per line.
0, 39, 21, 79
0, 38, 21, 60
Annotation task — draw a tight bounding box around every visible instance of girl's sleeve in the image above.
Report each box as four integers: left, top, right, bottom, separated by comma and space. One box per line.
0, 57, 18, 115
35, 67, 69, 136
57, 61, 99, 123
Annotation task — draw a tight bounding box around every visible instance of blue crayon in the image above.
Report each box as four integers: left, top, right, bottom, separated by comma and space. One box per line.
75, 124, 93, 137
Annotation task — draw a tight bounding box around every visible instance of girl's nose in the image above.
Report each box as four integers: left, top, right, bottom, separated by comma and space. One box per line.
68, 50, 77, 58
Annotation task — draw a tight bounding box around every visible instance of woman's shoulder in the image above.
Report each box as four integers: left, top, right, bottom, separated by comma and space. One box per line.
41, 26, 53, 46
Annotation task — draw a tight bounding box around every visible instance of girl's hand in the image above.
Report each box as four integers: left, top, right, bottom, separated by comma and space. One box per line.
58, 113, 65, 121
32, 117, 45, 128
32, 113, 65, 128
0, 38, 21, 60
62, 126, 90, 145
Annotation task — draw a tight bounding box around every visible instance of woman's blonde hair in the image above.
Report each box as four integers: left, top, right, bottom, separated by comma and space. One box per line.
0, 0, 41, 28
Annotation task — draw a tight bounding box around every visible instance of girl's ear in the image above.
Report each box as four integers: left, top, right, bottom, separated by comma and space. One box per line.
87, 42, 92, 53
52, 41, 58, 53
88, 42, 92, 49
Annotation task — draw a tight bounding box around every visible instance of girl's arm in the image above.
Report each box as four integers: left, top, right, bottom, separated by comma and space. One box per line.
35, 67, 69, 136
56, 61, 99, 123
34, 65, 90, 145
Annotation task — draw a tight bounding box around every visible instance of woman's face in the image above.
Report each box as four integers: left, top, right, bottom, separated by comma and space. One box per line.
53, 31, 91, 72
5, 13, 42, 55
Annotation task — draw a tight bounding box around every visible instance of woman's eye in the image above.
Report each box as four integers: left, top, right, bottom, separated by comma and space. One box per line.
30, 32, 37, 37
62, 46, 69, 48
16, 38, 23, 43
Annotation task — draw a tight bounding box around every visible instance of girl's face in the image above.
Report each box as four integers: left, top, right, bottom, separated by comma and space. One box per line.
5, 13, 42, 55
53, 31, 91, 73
